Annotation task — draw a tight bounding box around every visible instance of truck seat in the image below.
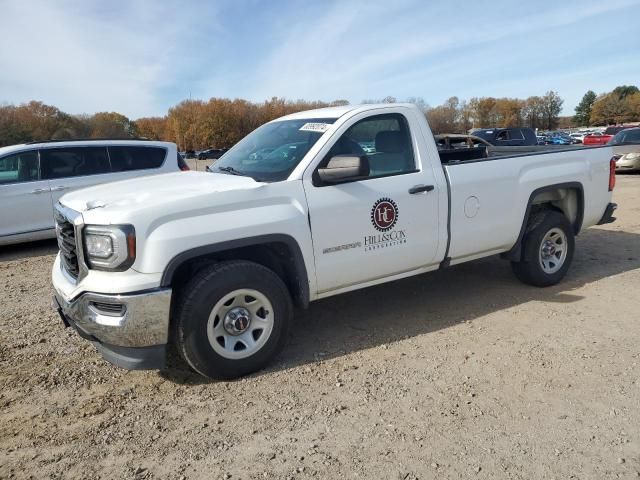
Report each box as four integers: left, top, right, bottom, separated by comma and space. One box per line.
370, 131, 411, 176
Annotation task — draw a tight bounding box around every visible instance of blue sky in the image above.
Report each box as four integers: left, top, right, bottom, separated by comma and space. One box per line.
1, 0, 639, 119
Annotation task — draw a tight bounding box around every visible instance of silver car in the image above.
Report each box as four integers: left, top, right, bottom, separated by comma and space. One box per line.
610, 127, 640, 172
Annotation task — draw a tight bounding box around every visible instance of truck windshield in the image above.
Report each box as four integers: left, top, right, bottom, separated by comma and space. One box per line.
211, 118, 337, 182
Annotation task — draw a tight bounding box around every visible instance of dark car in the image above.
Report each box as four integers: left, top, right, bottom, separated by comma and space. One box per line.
197, 148, 227, 160
182, 150, 196, 159
471, 127, 538, 146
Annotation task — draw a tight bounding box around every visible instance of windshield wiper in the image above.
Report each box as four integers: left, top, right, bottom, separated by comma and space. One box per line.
217, 165, 245, 176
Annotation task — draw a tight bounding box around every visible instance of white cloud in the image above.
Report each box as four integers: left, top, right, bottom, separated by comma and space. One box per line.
0, 0, 213, 118
1, 0, 638, 117
243, 0, 640, 107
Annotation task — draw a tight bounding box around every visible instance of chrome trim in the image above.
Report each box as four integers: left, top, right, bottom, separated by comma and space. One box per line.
84, 225, 128, 268
53, 288, 172, 347
54, 203, 88, 284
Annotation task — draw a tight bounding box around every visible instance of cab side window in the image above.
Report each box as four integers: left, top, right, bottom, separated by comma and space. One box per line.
327, 113, 415, 179
0, 151, 39, 185
40, 147, 110, 179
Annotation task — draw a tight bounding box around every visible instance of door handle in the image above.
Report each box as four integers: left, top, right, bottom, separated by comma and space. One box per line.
408, 184, 434, 194
31, 188, 50, 194
50, 186, 69, 192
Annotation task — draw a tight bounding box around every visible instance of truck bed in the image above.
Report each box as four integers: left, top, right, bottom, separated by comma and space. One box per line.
441, 144, 613, 265
439, 143, 604, 164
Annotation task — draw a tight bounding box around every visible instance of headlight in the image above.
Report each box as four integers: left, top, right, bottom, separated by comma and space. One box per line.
83, 225, 136, 271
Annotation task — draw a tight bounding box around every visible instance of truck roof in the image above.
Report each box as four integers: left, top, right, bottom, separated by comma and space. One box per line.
274, 103, 420, 122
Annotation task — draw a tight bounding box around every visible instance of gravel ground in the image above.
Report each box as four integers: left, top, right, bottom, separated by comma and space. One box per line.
1, 176, 639, 480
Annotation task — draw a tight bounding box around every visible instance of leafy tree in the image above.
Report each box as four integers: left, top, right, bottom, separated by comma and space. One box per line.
135, 117, 168, 140
540, 91, 563, 129
468, 97, 497, 128
612, 85, 639, 99
573, 90, 596, 126
87, 112, 136, 138
590, 93, 631, 125
523, 96, 545, 129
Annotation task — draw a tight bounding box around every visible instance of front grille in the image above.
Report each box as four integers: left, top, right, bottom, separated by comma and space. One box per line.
55, 211, 79, 279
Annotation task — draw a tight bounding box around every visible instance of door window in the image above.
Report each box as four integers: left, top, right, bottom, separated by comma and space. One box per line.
323, 113, 415, 179
40, 147, 110, 179
0, 151, 39, 184
108, 146, 166, 171
509, 129, 525, 141
496, 130, 509, 141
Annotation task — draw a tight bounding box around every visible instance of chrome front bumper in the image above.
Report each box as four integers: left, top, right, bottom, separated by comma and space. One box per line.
53, 288, 172, 370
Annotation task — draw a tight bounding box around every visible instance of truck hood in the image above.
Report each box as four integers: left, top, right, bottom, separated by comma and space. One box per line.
60, 171, 263, 214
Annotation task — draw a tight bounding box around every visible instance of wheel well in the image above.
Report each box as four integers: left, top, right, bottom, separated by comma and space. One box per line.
503, 183, 583, 262
530, 187, 581, 230
167, 241, 309, 310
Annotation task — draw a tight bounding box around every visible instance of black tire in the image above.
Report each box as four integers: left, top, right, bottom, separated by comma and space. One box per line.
511, 210, 575, 287
174, 260, 293, 379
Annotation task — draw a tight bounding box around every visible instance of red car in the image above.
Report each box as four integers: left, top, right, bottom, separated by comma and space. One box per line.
583, 126, 632, 145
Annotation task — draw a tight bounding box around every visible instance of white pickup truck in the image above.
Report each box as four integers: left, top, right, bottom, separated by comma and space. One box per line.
52, 103, 618, 379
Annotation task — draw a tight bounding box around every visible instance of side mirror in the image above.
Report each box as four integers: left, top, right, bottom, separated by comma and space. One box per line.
317, 154, 369, 184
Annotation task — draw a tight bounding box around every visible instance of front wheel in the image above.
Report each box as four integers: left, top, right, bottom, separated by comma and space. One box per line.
511, 210, 575, 287
175, 260, 293, 379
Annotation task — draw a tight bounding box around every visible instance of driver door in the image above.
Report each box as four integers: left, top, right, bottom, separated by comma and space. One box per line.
303, 109, 441, 294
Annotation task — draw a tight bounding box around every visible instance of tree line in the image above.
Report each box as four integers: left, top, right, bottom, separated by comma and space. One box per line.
1, 85, 638, 149
573, 86, 640, 126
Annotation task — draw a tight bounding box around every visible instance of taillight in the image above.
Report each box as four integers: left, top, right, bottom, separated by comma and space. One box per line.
177, 154, 190, 171
609, 157, 617, 191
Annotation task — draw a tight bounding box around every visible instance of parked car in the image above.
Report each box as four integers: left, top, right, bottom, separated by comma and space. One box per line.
0, 140, 185, 246
433, 134, 491, 162
51, 103, 616, 379
546, 132, 579, 145
182, 150, 196, 159
583, 126, 633, 145
470, 127, 538, 146
536, 135, 548, 145
609, 127, 640, 172
197, 148, 227, 160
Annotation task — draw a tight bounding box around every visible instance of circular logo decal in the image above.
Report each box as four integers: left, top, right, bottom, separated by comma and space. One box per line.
371, 198, 398, 232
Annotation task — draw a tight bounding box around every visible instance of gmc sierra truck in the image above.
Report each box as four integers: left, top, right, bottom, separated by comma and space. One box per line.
52, 103, 618, 379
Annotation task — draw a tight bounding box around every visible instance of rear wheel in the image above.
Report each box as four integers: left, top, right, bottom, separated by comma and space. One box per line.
175, 260, 292, 379
511, 210, 575, 287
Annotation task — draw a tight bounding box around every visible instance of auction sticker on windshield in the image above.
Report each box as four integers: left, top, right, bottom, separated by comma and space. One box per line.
299, 123, 331, 133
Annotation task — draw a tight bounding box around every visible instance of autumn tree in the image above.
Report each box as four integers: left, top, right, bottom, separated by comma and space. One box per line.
468, 97, 497, 128
86, 112, 136, 138
166, 100, 206, 150
135, 116, 168, 140
493, 98, 524, 127
426, 97, 460, 133
628, 92, 640, 119
590, 94, 631, 125
523, 96, 545, 129
540, 91, 563, 130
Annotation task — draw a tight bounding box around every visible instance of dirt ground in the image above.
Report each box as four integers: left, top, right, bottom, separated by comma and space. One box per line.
1, 176, 639, 480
